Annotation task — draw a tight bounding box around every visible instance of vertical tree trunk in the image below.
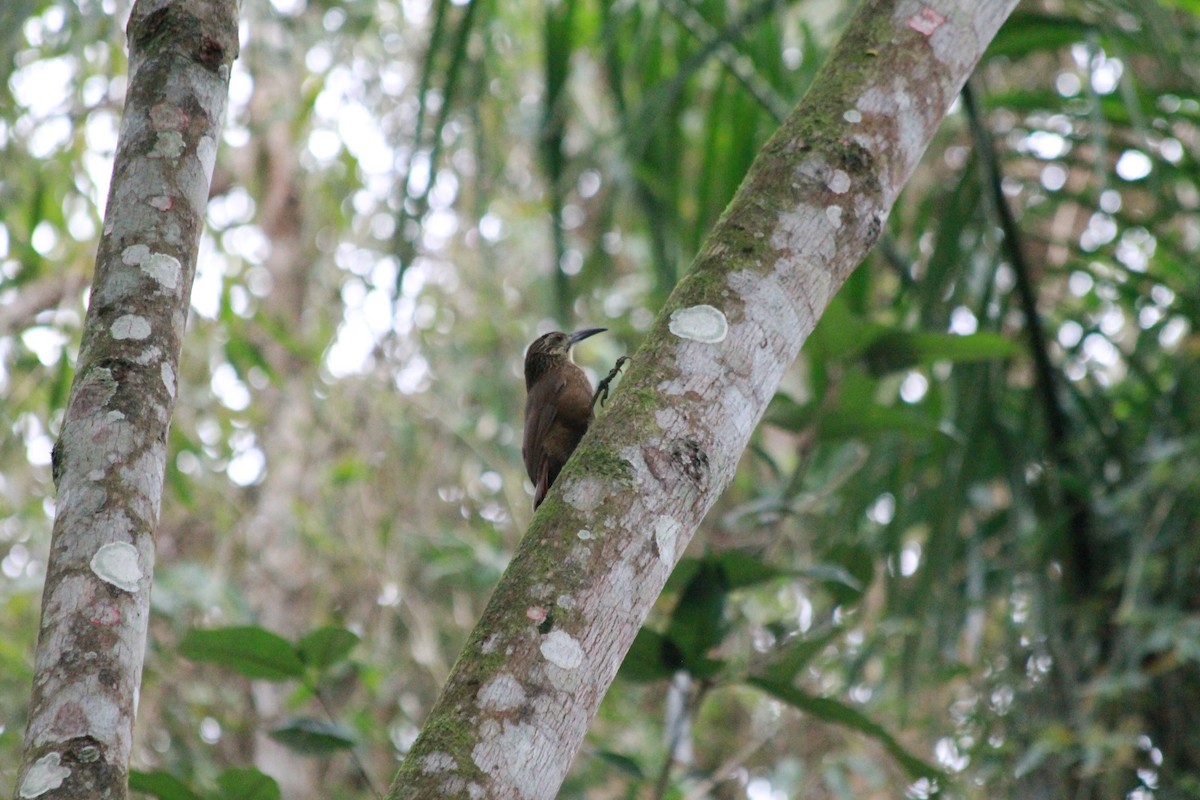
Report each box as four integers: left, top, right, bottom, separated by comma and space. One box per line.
15, 3, 237, 799
388, 1, 1017, 798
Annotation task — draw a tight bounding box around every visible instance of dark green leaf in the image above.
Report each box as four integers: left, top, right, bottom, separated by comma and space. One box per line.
128, 770, 204, 800
297, 626, 359, 670
985, 13, 1099, 60
747, 678, 942, 780
763, 392, 811, 433
713, 550, 784, 588
819, 404, 944, 441
179, 626, 305, 681
767, 376, 946, 442
216, 768, 281, 800
764, 628, 841, 683
805, 297, 884, 361
593, 749, 646, 779
666, 561, 727, 669
619, 627, 679, 682
818, 544, 874, 606
663, 556, 701, 594
864, 331, 1016, 374
269, 717, 358, 755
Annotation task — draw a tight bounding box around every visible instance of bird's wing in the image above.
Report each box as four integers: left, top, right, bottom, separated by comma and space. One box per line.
523, 374, 566, 507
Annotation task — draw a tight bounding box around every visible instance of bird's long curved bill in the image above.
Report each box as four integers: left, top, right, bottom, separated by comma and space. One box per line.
569, 327, 606, 344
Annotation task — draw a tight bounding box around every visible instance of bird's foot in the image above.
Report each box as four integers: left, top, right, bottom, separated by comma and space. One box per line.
592, 356, 630, 408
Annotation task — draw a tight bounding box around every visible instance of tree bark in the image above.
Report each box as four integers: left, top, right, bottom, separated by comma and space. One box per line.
388, 1, 1017, 798
15, 3, 237, 799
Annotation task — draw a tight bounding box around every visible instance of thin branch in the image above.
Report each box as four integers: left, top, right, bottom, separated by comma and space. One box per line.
961, 80, 1096, 596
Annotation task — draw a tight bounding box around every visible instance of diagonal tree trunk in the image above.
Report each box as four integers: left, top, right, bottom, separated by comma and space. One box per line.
14, 3, 238, 799
388, 1, 1017, 797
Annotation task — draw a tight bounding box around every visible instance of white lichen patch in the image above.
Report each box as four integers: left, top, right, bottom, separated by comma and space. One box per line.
599, 563, 637, 617
772, 203, 840, 264
421, 752, 457, 773
198, 135, 218, 181
654, 516, 682, 564
668, 305, 728, 343
577, 529, 592, 540
133, 345, 163, 366
540, 630, 584, 670
477, 673, 526, 712
843, 109, 862, 123
568, 543, 592, 566
18, 752, 70, 798
120, 446, 167, 524
556, 594, 576, 610
150, 130, 185, 158
111, 315, 151, 340
826, 206, 843, 228
472, 720, 538, 796
161, 362, 176, 398
123, 244, 181, 290
90, 542, 142, 592
828, 170, 851, 194
141, 253, 181, 290
563, 476, 606, 512
122, 244, 149, 266
149, 195, 173, 211
481, 633, 501, 654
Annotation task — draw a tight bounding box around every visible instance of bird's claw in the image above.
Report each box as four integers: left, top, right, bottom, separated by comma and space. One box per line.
593, 356, 630, 408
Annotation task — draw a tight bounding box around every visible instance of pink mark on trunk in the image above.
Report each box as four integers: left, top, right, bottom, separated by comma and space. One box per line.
908, 6, 946, 36
90, 602, 122, 626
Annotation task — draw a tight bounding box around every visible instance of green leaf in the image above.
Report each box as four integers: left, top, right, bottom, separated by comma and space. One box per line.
805, 297, 884, 361
818, 544, 874, 606
712, 550, 785, 589
47, 353, 73, 414
225, 335, 272, 381
619, 627, 679, 682
822, 404, 944, 440
216, 768, 281, 800
767, 380, 945, 442
985, 13, 1099, 60
663, 556, 701, 594
593, 749, 646, 779
269, 717, 358, 755
747, 678, 942, 781
666, 561, 727, 669
864, 331, 1016, 375
297, 626, 359, 670
764, 628, 841, 683
329, 457, 371, 485
179, 626, 305, 681
128, 770, 204, 800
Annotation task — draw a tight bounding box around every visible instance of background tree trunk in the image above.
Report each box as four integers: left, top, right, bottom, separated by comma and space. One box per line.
14, 3, 237, 798
388, 1, 1018, 797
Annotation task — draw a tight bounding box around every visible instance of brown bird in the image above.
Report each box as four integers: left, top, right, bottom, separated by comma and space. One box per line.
523, 327, 606, 510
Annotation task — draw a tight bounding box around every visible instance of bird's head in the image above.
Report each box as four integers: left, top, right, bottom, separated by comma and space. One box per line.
524, 327, 605, 386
